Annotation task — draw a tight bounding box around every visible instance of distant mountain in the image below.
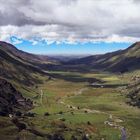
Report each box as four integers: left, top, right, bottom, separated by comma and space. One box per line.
48, 55, 89, 62
67, 42, 140, 72
0, 41, 55, 86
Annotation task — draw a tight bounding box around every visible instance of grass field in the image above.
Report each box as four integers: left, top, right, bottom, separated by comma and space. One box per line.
0, 70, 140, 140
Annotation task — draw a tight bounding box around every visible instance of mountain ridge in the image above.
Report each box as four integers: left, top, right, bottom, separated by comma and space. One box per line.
0, 41, 52, 86
65, 42, 140, 72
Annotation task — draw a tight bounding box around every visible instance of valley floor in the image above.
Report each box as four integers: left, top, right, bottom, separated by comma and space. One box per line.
0, 71, 140, 140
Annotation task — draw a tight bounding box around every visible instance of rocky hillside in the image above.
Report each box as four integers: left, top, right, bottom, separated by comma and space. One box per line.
0, 78, 32, 116
126, 75, 140, 108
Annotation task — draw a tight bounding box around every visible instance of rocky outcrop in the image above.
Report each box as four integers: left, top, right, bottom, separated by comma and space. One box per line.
126, 76, 140, 108
0, 78, 33, 116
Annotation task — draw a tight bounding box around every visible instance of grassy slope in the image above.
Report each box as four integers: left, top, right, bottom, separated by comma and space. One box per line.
33, 73, 140, 140
0, 42, 140, 139
0, 71, 137, 140
0, 42, 52, 100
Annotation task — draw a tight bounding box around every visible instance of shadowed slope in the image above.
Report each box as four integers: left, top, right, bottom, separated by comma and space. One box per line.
0, 41, 55, 86
65, 42, 140, 72
0, 78, 32, 116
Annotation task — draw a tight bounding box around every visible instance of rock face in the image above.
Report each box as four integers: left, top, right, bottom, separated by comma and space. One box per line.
0, 78, 33, 116
126, 76, 140, 108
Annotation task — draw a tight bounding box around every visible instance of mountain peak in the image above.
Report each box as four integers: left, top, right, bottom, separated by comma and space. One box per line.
0, 41, 16, 48
0, 41, 18, 53
124, 41, 140, 57
128, 41, 140, 50
135, 41, 140, 45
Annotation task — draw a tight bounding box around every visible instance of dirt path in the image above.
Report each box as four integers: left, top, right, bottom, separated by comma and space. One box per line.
59, 87, 127, 140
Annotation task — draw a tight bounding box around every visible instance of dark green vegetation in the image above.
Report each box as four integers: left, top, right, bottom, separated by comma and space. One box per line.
0, 41, 140, 140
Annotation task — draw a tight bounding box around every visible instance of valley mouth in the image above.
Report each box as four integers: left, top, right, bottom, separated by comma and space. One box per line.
0, 41, 140, 140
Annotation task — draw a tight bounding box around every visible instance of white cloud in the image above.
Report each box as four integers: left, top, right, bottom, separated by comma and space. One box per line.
11, 37, 23, 45
30, 40, 38, 45
0, 0, 140, 43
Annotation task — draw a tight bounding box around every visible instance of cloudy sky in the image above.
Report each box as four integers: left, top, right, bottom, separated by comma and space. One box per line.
0, 0, 140, 54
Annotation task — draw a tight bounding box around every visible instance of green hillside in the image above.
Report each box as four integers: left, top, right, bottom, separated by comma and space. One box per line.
0, 41, 140, 140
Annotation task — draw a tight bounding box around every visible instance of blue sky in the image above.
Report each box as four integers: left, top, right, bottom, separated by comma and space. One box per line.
10, 36, 131, 55
1, 0, 140, 55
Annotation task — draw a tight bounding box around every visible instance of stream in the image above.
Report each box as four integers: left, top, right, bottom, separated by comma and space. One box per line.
59, 88, 127, 140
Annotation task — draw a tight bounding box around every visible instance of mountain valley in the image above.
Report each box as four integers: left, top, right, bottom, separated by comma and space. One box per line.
0, 42, 140, 140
